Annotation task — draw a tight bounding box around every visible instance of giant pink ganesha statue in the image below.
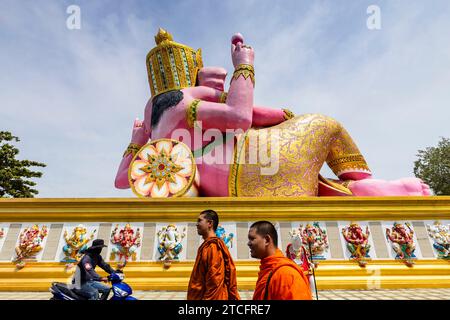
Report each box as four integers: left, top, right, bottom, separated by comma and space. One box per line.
115, 29, 431, 198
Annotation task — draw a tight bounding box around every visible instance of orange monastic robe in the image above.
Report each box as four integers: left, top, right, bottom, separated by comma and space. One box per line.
187, 236, 240, 300
253, 249, 312, 300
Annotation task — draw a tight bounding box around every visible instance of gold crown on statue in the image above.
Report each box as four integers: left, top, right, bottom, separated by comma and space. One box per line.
146, 28, 203, 97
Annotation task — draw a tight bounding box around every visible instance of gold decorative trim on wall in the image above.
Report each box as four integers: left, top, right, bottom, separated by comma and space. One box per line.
0, 197, 449, 222
0, 260, 449, 291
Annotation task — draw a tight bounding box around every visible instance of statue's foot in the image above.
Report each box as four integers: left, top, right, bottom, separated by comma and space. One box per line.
163, 259, 172, 269
404, 259, 415, 267
355, 258, 367, 268
349, 177, 432, 196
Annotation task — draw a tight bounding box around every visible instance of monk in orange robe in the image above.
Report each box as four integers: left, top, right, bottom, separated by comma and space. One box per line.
187, 209, 240, 300
248, 221, 312, 300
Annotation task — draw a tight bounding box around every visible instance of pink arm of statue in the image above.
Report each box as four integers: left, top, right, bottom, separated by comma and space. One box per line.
186, 85, 285, 128
197, 64, 285, 128
185, 81, 254, 132
188, 34, 255, 132
115, 155, 133, 189
252, 105, 285, 127
114, 99, 152, 189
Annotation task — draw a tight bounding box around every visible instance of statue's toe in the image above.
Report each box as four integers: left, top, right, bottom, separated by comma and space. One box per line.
421, 182, 432, 195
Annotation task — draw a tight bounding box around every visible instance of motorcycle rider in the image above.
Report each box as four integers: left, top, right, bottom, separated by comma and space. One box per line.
72, 239, 115, 300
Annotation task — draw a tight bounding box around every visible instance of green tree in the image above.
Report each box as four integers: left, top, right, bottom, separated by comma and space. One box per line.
0, 131, 46, 198
414, 137, 450, 195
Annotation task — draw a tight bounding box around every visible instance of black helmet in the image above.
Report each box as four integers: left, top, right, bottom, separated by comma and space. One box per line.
86, 239, 107, 251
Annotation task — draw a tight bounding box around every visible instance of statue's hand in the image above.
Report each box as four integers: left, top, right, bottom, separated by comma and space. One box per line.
131, 118, 148, 145
231, 33, 254, 67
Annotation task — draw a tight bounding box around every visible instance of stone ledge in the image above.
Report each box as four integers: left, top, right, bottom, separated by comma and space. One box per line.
0, 260, 449, 291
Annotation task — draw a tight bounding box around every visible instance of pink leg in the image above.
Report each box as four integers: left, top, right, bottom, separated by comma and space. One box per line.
348, 177, 432, 196
339, 172, 372, 181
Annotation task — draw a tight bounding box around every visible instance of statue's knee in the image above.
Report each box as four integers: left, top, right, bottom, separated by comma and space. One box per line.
310, 113, 343, 135
323, 115, 343, 134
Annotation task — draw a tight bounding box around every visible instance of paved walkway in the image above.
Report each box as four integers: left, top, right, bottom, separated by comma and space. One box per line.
0, 289, 449, 300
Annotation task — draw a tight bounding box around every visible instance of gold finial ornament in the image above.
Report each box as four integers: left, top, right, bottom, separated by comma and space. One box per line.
146, 28, 203, 97
154, 28, 173, 44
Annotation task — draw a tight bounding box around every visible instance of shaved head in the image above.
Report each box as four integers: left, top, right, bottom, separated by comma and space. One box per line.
200, 209, 219, 231
249, 221, 278, 247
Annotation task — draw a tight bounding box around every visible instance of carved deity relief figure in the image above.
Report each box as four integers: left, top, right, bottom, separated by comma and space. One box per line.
13, 224, 48, 269
427, 221, 450, 259
115, 28, 431, 198
61, 224, 95, 268
215, 224, 234, 249
342, 222, 371, 267
286, 223, 328, 290
286, 228, 317, 297
157, 224, 186, 267
110, 224, 141, 266
386, 222, 416, 267
298, 222, 329, 263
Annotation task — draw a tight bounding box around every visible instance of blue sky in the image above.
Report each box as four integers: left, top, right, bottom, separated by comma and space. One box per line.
0, 0, 449, 197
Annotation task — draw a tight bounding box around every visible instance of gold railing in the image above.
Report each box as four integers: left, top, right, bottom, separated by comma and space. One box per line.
0, 196, 449, 221
0, 260, 449, 291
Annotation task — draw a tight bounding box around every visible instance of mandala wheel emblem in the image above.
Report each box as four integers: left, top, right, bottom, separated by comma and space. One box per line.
128, 139, 199, 198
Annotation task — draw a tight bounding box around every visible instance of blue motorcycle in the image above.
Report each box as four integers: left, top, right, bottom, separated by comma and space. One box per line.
108, 271, 137, 300
49, 269, 137, 300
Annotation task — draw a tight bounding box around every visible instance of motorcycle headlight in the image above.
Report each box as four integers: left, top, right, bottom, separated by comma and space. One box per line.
113, 286, 129, 297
